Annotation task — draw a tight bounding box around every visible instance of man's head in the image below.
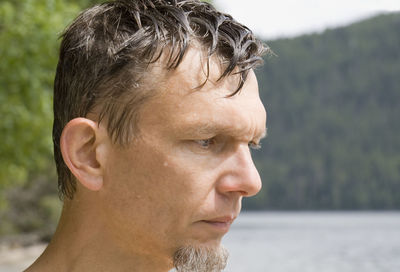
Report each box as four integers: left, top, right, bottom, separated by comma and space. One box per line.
53, 0, 267, 271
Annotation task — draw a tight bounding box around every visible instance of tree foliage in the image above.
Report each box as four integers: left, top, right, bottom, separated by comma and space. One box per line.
0, 0, 81, 235
0, 0, 79, 189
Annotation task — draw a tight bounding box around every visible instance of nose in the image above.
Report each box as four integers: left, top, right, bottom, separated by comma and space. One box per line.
217, 144, 262, 197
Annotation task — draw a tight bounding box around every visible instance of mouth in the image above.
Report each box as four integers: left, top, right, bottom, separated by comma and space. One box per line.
200, 216, 236, 233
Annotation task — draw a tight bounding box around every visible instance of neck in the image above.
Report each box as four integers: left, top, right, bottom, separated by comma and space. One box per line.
25, 194, 173, 272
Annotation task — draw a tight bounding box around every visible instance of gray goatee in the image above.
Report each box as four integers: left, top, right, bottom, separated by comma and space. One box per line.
172, 245, 229, 272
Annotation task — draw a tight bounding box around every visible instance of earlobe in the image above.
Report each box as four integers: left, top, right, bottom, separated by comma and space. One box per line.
60, 118, 105, 192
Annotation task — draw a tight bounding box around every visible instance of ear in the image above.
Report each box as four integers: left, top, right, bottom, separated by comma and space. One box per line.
60, 117, 107, 192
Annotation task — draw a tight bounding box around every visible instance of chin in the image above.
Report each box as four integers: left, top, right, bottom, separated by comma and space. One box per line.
172, 242, 229, 272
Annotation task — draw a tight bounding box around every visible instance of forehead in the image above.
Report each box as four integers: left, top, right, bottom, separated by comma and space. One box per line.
140, 47, 266, 139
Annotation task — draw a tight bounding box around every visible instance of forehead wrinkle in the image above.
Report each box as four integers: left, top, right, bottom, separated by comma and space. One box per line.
182, 113, 264, 142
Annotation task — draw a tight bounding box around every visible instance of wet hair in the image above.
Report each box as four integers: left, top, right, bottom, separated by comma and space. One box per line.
53, 0, 267, 199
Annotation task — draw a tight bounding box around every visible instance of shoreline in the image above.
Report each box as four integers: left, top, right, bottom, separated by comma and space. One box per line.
0, 243, 46, 272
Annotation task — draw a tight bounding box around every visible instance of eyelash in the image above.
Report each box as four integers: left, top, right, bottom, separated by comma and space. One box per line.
194, 138, 261, 150
195, 138, 216, 149
248, 141, 262, 150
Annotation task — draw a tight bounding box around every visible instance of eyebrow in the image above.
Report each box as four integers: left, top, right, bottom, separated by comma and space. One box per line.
182, 122, 267, 141
259, 129, 268, 140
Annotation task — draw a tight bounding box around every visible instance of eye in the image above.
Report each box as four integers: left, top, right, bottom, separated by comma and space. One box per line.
248, 141, 262, 150
194, 138, 215, 149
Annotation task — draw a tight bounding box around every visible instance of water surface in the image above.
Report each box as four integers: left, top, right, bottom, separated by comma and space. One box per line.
223, 211, 400, 272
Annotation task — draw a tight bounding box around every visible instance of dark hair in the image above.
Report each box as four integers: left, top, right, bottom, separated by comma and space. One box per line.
53, 0, 268, 199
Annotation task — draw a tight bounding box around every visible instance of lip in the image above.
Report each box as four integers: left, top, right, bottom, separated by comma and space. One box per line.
200, 216, 236, 233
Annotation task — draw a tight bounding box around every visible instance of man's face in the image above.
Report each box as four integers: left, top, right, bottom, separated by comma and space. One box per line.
99, 48, 266, 260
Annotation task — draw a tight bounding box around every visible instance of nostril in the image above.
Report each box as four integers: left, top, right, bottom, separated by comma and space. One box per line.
239, 190, 248, 197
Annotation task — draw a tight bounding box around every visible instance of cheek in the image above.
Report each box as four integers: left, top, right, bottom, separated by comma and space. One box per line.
101, 145, 214, 229
99, 152, 192, 251
156, 155, 212, 211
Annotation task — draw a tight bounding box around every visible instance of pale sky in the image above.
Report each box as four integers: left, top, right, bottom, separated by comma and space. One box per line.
214, 0, 400, 40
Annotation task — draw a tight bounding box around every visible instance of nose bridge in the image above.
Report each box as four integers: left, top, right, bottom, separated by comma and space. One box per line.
219, 144, 262, 197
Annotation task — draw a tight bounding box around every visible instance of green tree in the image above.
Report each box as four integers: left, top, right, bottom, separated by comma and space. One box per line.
0, 0, 80, 235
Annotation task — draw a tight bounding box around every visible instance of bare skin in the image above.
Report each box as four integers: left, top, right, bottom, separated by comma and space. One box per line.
26, 47, 266, 272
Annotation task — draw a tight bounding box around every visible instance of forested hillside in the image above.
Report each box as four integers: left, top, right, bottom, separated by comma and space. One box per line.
245, 12, 400, 210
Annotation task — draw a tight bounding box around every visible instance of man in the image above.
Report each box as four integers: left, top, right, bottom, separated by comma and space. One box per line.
27, 0, 267, 271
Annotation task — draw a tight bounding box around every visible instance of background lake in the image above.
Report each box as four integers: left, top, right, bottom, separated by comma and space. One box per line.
222, 211, 400, 272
